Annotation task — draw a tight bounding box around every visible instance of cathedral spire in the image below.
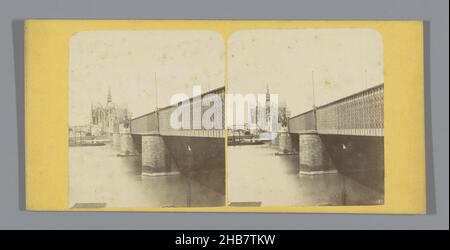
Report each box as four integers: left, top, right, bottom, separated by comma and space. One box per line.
265, 84, 271, 124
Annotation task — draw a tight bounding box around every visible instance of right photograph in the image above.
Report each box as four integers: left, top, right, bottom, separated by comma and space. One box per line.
227, 29, 384, 207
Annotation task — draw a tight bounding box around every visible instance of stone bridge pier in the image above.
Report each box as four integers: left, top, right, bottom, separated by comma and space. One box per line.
135, 135, 225, 194
141, 135, 178, 176
277, 131, 337, 175
298, 133, 336, 175
277, 131, 296, 154
119, 133, 136, 156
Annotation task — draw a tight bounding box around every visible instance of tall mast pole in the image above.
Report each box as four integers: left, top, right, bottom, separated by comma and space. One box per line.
312, 70, 318, 131
364, 69, 368, 89
154, 72, 160, 132
154, 72, 158, 111
311, 70, 316, 109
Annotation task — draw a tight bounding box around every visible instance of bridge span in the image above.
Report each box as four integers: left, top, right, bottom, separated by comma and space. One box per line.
130, 87, 225, 138
114, 87, 225, 195
279, 84, 384, 175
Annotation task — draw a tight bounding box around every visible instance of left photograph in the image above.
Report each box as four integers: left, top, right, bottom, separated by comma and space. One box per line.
68, 30, 226, 208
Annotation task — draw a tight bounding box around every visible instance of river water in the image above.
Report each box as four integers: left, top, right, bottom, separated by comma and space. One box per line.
69, 142, 383, 208
227, 144, 384, 206
69, 145, 224, 208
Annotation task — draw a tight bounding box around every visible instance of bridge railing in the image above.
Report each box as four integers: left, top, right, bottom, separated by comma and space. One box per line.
287, 110, 316, 134
130, 87, 225, 138
129, 111, 159, 135
288, 84, 384, 136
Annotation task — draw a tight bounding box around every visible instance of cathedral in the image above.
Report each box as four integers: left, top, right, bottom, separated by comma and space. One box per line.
246, 86, 278, 132
90, 88, 130, 136
249, 86, 290, 132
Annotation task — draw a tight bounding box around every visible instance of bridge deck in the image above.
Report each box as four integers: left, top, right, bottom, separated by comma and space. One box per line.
130, 87, 225, 138
288, 84, 384, 137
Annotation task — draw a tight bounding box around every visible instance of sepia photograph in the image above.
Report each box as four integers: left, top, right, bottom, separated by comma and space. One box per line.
68, 30, 226, 208
227, 29, 385, 206
68, 28, 385, 208
11, 0, 444, 232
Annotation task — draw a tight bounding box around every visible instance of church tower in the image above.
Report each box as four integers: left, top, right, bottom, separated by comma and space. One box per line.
265, 85, 271, 128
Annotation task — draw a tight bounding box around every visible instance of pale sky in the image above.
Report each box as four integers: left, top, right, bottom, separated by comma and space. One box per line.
69, 30, 225, 126
69, 29, 383, 126
228, 28, 384, 116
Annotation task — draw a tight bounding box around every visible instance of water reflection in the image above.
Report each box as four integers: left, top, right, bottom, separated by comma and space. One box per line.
228, 144, 383, 206
69, 145, 224, 208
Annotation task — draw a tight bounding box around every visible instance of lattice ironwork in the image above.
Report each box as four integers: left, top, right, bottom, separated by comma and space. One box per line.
287, 110, 317, 134
289, 84, 384, 136
130, 87, 225, 137
130, 112, 158, 135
